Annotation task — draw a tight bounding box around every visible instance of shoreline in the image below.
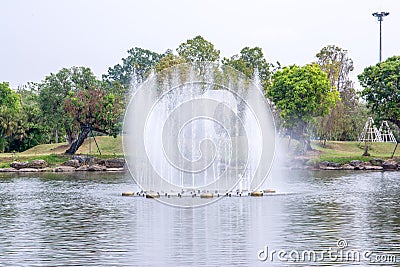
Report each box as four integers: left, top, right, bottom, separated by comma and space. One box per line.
0, 157, 127, 173
1, 155, 399, 173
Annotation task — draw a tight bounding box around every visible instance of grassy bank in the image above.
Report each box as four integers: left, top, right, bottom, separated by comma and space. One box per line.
1, 136, 399, 168
0, 136, 123, 168
311, 140, 399, 164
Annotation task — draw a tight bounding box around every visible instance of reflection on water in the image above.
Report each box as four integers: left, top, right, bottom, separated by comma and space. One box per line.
1, 171, 400, 266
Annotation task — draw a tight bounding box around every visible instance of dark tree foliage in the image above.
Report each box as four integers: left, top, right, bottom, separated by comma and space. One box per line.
103, 47, 163, 90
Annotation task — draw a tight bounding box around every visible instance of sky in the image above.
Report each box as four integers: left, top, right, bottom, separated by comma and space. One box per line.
1, 0, 400, 89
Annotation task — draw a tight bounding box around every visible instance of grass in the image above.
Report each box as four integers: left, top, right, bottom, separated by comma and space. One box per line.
0, 136, 123, 168
0, 135, 398, 168
311, 141, 399, 164
278, 138, 399, 165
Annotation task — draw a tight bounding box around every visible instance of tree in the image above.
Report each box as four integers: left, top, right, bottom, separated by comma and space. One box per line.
314, 45, 364, 142
103, 47, 163, 90
316, 45, 354, 92
358, 56, 400, 132
7, 85, 49, 152
64, 86, 124, 154
0, 82, 20, 152
177, 35, 220, 62
38, 67, 99, 144
268, 64, 339, 152
222, 46, 272, 90
154, 52, 186, 72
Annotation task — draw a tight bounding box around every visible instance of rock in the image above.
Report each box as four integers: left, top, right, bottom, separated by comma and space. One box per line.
382, 160, 398, 170
370, 158, 383, 166
87, 164, 106, 171
329, 162, 341, 168
319, 166, 343, 170
95, 158, 106, 166
38, 167, 54, 172
0, 168, 17, 172
106, 167, 125, 172
364, 165, 383, 170
76, 165, 89, 171
18, 168, 39, 172
62, 159, 81, 168
54, 166, 76, 172
27, 159, 48, 169
10, 161, 28, 170
72, 155, 88, 164
342, 164, 355, 170
105, 158, 125, 168
319, 161, 330, 167
349, 160, 363, 167
318, 161, 341, 170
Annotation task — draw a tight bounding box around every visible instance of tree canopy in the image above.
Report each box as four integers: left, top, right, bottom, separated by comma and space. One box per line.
222, 47, 272, 90
177, 35, 220, 62
0, 38, 385, 154
268, 64, 338, 150
37, 67, 99, 144
103, 47, 163, 89
314, 45, 365, 142
35, 66, 125, 154
0, 82, 20, 152
358, 56, 400, 131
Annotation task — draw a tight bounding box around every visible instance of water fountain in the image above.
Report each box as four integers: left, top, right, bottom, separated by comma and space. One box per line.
123, 62, 276, 207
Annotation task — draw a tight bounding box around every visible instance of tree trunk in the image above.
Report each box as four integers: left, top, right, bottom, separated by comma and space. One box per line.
301, 123, 312, 154
304, 136, 313, 152
66, 128, 78, 145
54, 129, 59, 143
65, 127, 91, 155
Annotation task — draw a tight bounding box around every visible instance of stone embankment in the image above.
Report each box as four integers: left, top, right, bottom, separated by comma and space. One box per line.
318, 158, 399, 171
0, 156, 126, 173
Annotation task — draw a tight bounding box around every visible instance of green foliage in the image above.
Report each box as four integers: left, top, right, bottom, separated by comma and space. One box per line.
313, 45, 366, 141
36, 66, 125, 154
222, 47, 272, 90
358, 56, 400, 131
0, 82, 20, 152
269, 64, 338, 128
103, 47, 163, 89
154, 53, 186, 72
37, 67, 99, 143
8, 86, 49, 151
268, 64, 338, 151
177, 35, 220, 62
64, 87, 124, 137
316, 45, 354, 91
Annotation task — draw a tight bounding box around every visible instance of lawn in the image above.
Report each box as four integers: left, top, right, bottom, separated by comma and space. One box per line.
0, 136, 123, 168
1, 136, 398, 168
312, 140, 399, 163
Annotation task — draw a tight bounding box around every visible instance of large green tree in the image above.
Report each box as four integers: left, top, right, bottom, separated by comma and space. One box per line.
64, 86, 124, 154
222, 47, 272, 90
358, 56, 400, 133
177, 35, 220, 62
38, 67, 99, 144
268, 64, 338, 151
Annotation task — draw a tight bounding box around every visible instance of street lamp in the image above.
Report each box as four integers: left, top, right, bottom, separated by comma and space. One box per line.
372, 11, 389, 62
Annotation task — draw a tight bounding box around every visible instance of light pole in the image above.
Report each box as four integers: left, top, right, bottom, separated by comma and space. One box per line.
372, 11, 389, 62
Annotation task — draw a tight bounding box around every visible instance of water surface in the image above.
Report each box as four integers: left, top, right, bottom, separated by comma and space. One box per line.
1, 170, 399, 266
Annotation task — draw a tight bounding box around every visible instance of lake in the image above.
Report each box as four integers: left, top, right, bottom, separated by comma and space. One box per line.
1, 170, 400, 266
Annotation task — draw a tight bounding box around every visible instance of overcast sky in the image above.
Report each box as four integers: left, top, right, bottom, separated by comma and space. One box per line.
2, 0, 399, 89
